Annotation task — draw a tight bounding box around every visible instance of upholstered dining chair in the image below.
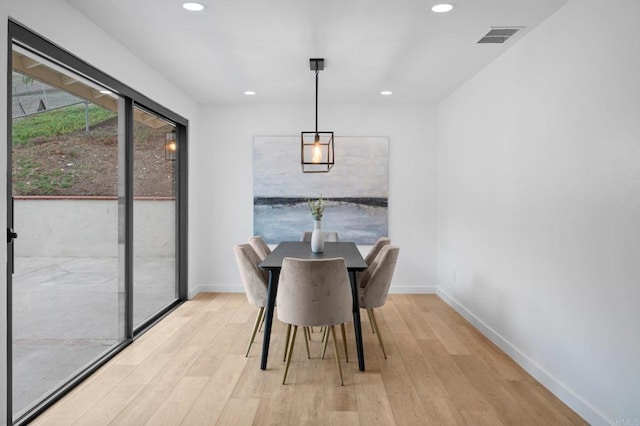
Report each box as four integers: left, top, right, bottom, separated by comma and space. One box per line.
359, 245, 400, 360
358, 236, 391, 289
277, 257, 352, 385
364, 237, 391, 266
300, 231, 339, 242
248, 235, 271, 262
233, 244, 269, 357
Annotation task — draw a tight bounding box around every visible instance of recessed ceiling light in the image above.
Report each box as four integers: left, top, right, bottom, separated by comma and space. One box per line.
381, 91, 393, 96
432, 3, 454, 13
99, 89, 112, 94
182, 2, 205, 12
244, 91, 256, 96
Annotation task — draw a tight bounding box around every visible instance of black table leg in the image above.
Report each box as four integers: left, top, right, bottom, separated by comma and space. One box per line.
349, 270, 365, 371
260, 270, 279, 370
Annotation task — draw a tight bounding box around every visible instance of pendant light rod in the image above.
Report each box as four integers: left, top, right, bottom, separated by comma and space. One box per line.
310, 58, 324, 134
302, 58, 333, 173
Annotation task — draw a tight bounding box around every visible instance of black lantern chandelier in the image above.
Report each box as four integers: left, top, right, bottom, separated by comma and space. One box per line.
301, 58, 334, 173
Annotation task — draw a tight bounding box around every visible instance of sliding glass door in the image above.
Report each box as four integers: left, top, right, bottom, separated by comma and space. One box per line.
133, 106, 178, 329
7, 22, 187, 425
10, 46, 125, 420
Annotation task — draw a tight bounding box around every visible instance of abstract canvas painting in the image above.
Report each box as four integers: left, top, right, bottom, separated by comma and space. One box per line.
253, 136, 388, 244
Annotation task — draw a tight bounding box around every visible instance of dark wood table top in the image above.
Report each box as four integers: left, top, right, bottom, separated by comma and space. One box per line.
259, 241, 367, 271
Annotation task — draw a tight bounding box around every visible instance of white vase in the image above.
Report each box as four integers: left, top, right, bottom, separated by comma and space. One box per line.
311, 220, 324, 253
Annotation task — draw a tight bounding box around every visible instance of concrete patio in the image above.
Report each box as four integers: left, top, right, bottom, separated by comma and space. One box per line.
11, 256, 175, 417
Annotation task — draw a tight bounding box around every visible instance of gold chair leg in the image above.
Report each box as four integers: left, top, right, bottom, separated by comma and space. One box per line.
303, 327, 311, 359
366, 308, 376, 334
258, 308, 266, 332
283, 323, 292, 362
245, 307, 265, 357
283, 325, 298, 385
321, 326, 330, 359
330, 326, 344, 386
340, 323, 348, 363
369, 309, 387, 359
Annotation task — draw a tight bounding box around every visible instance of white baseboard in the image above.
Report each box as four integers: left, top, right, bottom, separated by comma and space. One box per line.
389, 285, 437, 294
188, 285, 243, 298
189, 284, 436, 299
436, 287, 609, 426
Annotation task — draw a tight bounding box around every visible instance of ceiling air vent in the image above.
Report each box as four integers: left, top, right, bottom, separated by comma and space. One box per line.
477, 27, 523, 44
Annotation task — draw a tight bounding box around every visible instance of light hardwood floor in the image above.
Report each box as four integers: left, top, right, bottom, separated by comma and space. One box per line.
32, 293, 586, 425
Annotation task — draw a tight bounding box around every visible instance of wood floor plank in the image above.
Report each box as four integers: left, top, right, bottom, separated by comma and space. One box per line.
418, 338, 493, 411
389, 331, 449, 398
215, 397, 260, 426
108, 345, 202, 425
460, 409, 506, 426
29, 365, 137, 426
72, 352, 173, 425
506, 379, 587, 425
180, 354, 248, 425
422, 311, 470, 355
325, 411, 359, 426
112, 316, 191, 366
378, 355, 431, 426
354, 373, 397, 426
453, 354, 535, 425
31, 293, 585, 426
145, 376, 209, 426
453, 323, 526, 381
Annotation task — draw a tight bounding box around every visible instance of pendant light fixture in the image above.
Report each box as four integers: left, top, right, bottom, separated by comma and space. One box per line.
301, 58, 334, 173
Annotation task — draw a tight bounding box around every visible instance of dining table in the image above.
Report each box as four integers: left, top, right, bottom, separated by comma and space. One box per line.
258, 241, 368, 371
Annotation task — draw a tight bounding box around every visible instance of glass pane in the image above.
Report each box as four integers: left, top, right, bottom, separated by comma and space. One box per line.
11, 46, 124, 419
133, 105, 177, 328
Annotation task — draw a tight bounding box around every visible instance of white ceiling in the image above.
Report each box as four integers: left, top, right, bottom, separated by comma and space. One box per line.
65, 0, 568, 105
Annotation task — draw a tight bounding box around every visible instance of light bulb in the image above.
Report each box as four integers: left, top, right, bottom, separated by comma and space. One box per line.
311, 138, 322, 163
168, 142, 177, 152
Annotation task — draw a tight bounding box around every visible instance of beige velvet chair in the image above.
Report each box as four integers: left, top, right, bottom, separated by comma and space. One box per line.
364, 237, 391, 266
359, 245, 400, 359
233, 244, 269, 357
358, 237, 391, 288
300, 231, 339, 242
277, 257, 352, 385
248, 235, 271, 261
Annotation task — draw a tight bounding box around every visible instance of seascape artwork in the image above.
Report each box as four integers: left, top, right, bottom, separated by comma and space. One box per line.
253, 136, 389, 244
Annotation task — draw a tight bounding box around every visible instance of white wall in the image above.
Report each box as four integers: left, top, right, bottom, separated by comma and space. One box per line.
190, 103, 438, 294
437, 0, 640, 424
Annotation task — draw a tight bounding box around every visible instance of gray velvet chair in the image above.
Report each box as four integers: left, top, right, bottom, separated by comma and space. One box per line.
277, 257, 352, 385
248, 235, 271, 261
359, 245, 400, 359
300, 231, 339, 242
233, 244, 269, 357
358, 237, 391, 288
364, 237, 391, 266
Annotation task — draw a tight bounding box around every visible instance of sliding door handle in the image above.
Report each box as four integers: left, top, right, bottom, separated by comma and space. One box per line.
7, 228, 18, 243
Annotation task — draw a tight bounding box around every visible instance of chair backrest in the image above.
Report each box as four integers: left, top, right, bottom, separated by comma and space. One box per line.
364, 237, 391, 266
360, 245, 399, 309
248, 235, 271, 261
300, 231, 339, 242
277, 257, 352, 327
233, 244, 269, 307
